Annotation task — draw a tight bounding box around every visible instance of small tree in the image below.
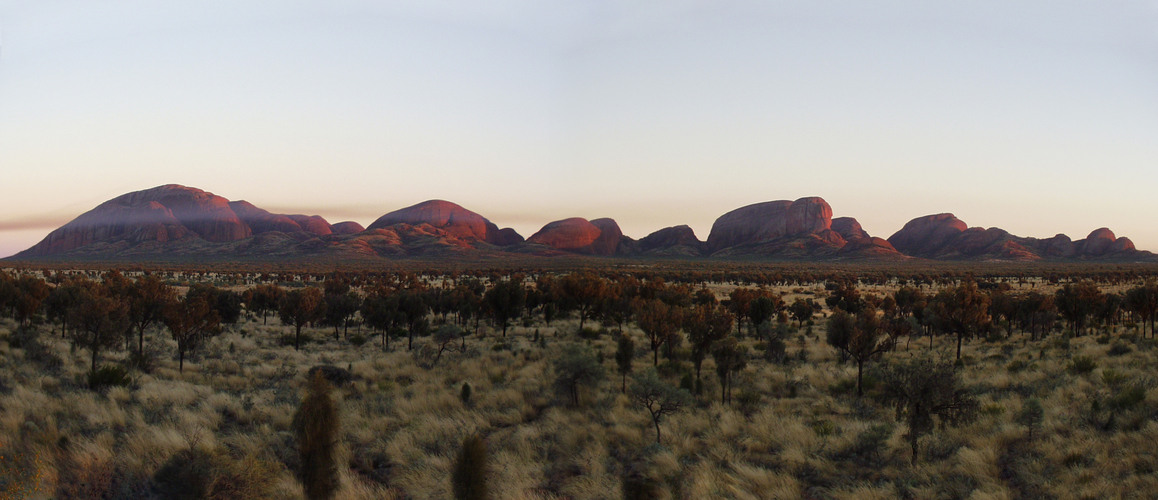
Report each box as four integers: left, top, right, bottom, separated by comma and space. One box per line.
280, 287, 326, 351
615, 334, 636, 393
126, 274, 175, 360
879, 356, 979, 465
452, 434, 489, 500
68, 287, 129, 385
164, 292, 221, 373
684, 304, 733, 386
483, 279, 525, 337
634, 298, 680, 366
1016, 398, 1044, 440
293, 371, 341, 500
553, 344, 605, 407
630, 369, 693, 443
433, 324, 462, 364
829, 308, 894, 397
712, 337, 747, 405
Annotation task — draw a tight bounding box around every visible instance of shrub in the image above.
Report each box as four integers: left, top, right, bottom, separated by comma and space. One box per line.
460, 382, 473, 406
1067, 355, 1097, 375
1108, 342, 1132, 356
87, 364, 132, 390
153, 447, 279, 500
293, 372, 341, 500
452, 434, 489, 500
349, 333, 367, 346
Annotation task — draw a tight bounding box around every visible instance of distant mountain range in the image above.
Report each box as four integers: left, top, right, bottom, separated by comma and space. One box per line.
7, 184, 1154, 263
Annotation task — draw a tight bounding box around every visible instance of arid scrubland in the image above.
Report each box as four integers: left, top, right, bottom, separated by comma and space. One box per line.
1, 270, 1157, 499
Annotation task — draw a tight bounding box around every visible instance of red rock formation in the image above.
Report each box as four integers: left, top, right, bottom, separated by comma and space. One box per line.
639, 225, 703, 253
229, 200, 303, 234
886, 214, 968, 257
831, 217, 870, 240
527, 218, 603, 252
706, 197, 835, 253
286, 215, 333, 237
330, 221, 365, 235
367, 200, 521, 246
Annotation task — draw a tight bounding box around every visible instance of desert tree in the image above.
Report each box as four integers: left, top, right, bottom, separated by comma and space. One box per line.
879, 356, 979, 465
633, 298, 681, 366
13, 274, 50, 327
396, 288, 430, 350
452, 434, 489, 500
164, 290, 221, 373
684, 303, 733, 386
712, 337, 747, 405
933, 280, 991, 361
323, 290, 361, 341
45, 277, 90, 338
68, 285, 130, 385
1125, 281, 1158, 338
126, 274, 175, 360
553, 343, 606, 407
1054, 281, 1103, 336
483, 278, 525, 337
280, 287, 327, 351
243, 284, 285, 325
1016, 398, 1044, 440
789, 298, 815, 326
615, 334, 636, 393
293, 371, 341, 500
825, 282, 864, 315
433, 324, 462, 364
828, 308, 895, 397
630, 369, 693, 444
558, 271, 608, 331
361, 287, 402, 351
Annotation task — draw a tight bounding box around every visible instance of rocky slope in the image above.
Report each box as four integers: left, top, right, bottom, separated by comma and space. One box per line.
367, 200, 523, 246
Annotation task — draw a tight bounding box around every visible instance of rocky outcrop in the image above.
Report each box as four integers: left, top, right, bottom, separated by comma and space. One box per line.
707, 197, 836, 253
887, 214, 968, 257
526, 217, 624, 256
287, 215, 333, 237
330, 221, 365, 235
639, 225, 703, 255
831, 217, 869, 240
890, 215, 1145, 261
367, 200, 521, 246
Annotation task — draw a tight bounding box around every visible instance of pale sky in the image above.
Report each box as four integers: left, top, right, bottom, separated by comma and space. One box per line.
2, 0, 1156, 258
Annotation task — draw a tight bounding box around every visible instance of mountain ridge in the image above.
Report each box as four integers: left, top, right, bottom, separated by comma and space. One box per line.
9, 184, 1155, 263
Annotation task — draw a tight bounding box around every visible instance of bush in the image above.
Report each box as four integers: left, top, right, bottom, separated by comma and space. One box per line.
834, 424, 893, 465
1067, 356, 1097, 375
460, 382, 472, 406
349, 333, 367, 347
452, 434, 489, 500
1108, 342, 1132, 356
87, 364, 132, 390
293, 372, 340, 499
153, 447, 280, 500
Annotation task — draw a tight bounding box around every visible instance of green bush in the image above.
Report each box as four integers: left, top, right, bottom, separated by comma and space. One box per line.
1067, 356, 1097, 375
1107, 342, 1132, 356
87, 364, 132, 390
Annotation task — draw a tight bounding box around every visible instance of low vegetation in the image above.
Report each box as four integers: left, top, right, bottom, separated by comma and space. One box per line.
0, 266, 1157, 498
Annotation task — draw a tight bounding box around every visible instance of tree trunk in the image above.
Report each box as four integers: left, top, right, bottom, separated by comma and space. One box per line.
621, 373, 627, 394
295, 324, 302, 351
653, 416, 662, 443
956, 331, 963, 361
179, 345, 185, 373
856, 359, 864, 397
408, 328, 414, 350
910, 433, 919, 465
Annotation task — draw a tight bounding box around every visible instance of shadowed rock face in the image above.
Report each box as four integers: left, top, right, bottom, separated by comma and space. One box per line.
639, 225, 703, 253
889, 215, 1143, 261
706, 197, 834, 253
831, 217, 869, 240
367, 200, 522, 246
526, 217, 626, 256
229, 201, 302, 235
287, 215, 333, 237
330, 221, 365, 235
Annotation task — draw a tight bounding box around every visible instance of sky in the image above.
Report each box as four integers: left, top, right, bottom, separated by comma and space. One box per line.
1, 0, 1156, 258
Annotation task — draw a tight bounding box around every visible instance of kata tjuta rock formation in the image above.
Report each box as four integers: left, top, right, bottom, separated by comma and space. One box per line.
705, 197, 900, 258
10, 184, 1154, 262
888, 213, 1140, 260
525, 217, 627, 256
367, 200, 523, 246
